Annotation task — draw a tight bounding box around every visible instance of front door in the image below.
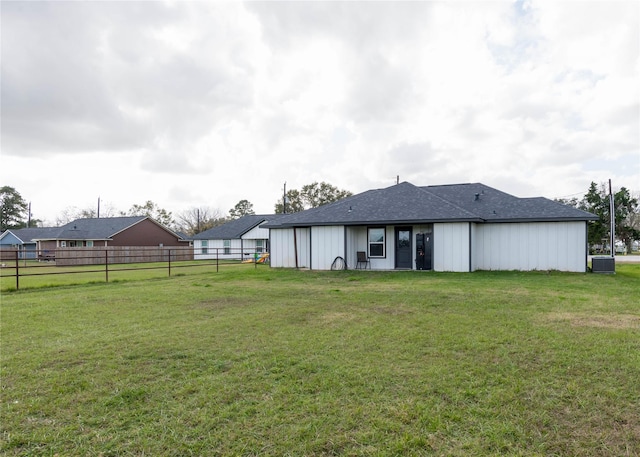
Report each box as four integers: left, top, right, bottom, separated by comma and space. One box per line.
395, 227, 412, 269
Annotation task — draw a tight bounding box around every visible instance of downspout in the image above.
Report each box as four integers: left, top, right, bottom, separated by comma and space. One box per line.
293, 227, 299, 269
344, 226, 348, 269
585, 222, 589, 272
469, 222, 473, 272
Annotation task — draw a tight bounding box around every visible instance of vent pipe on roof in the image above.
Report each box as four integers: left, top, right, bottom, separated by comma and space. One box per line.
474, 193, 480, 201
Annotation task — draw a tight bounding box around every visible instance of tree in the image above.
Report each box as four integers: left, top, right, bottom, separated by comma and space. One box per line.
229, 200, 255, 219
577, 181, 639, 253
274, 182, 352, 214
613, 187, 640, 253
175, 207, 229, 236
274, 189, 304, 214
55, 202, 117, 226
580, 182, 609, 250
301, 182, 353, 208
122, 200, 174, 228
0, 186, 28, 230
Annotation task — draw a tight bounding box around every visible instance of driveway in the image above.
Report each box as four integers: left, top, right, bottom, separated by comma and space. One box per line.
589, 255, 640, 264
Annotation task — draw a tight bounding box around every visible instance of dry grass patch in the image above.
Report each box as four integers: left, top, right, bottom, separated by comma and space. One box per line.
543, 312, 640, 329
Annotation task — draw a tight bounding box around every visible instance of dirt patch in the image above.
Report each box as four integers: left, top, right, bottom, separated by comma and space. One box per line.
544, 312, 640, 329
320, 312, 356, 323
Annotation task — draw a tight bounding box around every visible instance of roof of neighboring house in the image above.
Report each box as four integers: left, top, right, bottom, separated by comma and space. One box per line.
28, 216, 149, 240
0, 227, 60, 244
262, 182, 598, 228
2, 216, 187, 243
192, 214, 284, 240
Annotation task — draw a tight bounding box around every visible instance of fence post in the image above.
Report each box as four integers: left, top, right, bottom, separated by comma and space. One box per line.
105, 249, 109, 283
216, 248, 219, 273
15, 250, 20, 290
168, 249, 172, 277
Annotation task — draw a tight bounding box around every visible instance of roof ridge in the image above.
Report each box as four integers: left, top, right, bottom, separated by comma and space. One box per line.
416, 185, 484, 219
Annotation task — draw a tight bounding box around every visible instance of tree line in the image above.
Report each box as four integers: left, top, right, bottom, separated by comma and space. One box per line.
0, 182, 352, 236
556, 182, 639, 253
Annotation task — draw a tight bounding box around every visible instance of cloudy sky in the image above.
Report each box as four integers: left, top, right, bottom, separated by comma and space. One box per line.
2, 0, 638, 225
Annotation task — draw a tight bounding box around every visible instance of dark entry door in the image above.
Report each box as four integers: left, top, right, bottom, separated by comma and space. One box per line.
416, 232, 433, 270
395, 228, 412, 269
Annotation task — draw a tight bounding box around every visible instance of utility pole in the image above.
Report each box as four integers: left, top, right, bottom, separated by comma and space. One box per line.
283, 182, 287, 214
609, 179, 615, 257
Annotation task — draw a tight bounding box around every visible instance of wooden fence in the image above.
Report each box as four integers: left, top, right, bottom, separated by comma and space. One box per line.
55, 246, 194, 266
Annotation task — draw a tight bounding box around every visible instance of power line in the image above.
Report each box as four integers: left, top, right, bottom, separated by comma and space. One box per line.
553, 190, 586, 199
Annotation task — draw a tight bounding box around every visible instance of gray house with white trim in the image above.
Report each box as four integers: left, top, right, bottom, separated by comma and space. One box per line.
262, 182, 599, 272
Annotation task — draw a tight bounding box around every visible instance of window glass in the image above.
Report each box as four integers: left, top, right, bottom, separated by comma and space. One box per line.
223, 240, 231, 255
201, 240, 208, 254
368, 227, 385, 257
256, 239, 264, 253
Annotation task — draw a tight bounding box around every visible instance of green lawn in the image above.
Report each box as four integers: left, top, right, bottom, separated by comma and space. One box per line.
1, 267, 639, 456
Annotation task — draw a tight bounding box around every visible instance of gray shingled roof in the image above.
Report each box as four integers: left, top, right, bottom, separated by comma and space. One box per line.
32, 216, 149, 240
262, 182, 598, 228
424, 183, 598, 222
1, 227, 60, 243
192, 214, 284, 240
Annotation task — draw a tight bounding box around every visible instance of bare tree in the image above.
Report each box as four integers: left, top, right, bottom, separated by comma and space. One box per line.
55, 203, 117, 226
175, 207, 228, 236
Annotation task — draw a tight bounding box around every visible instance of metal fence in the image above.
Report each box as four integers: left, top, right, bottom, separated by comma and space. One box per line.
0, 247, 269, 290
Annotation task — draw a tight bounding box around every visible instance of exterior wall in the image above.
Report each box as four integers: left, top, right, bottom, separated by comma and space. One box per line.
311, 226, 345, 270
193, 239, 258, 260
433, 223, 471, 272
110, 219, 183, 247
346, 226, 367, 268
269, 228, 310, 268
242, 225, 270, 240
473, 221, 587, 272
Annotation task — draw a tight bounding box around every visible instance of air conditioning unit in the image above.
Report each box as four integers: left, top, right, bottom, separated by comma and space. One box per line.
592, 256, 615, 274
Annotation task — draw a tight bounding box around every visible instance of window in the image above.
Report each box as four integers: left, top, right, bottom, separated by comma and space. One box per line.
201, 240, 208, 254
368, 227, 385, 257
256, 239, 264, 253
223, 240, 231, 255
86, 241, 93, 247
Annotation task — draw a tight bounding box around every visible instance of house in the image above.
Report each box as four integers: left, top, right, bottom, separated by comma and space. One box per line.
0, 227, 59, 260
1, 216, 190, 263
192, 214, 284, 261
261, 182, 599, 272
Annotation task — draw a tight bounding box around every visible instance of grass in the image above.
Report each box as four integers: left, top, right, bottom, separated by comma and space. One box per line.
1, 266, 639, 456
0, 260, 252, 291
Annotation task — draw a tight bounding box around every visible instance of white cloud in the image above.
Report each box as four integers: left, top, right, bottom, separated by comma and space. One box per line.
1, 0, 638, 224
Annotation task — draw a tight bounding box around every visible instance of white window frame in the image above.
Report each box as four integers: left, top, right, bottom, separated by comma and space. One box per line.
368, 227, 386, 258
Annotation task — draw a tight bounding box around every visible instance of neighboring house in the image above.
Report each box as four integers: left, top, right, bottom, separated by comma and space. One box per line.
0, 227, 59, 259
192, 214, 284, 260
262, 182, 599, 272
1, 217, 189, 262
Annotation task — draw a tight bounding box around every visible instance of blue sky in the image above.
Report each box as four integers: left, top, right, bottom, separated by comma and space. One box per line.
1, 1, 638, 224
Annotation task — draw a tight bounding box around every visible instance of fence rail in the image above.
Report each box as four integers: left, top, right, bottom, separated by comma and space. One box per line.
0, 247, 268, 290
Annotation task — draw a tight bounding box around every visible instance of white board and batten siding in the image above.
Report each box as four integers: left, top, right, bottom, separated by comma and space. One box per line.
269, 228, 311, 268
311, 226, 345, 270
433, 223, 471, 272
473, 221, 587, 272
242, 225, 270, 240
